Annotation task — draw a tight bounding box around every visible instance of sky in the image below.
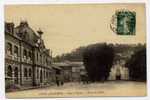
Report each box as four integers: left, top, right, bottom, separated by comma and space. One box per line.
5, 4, 146, 57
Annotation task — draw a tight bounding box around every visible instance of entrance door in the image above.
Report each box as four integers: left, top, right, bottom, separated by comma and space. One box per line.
116, 67, 121, 80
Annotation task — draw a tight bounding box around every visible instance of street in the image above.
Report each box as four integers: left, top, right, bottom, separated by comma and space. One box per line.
6, 81, 146, 98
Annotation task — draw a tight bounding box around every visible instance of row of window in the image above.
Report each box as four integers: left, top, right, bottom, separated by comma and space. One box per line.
6, 42, 19, 56
7, 67, 32, 78
6, 42, 32, 58
24, 68, 32, 77
36, 52, 49, 65
23, 49, 32, 58
6, 42, 51, 65
7, 66, 19, 78
36, 69, 50, 79
7, 65, 51, 79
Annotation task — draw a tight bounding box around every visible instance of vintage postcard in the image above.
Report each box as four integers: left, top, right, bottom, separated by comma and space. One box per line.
4, 3, 147, 98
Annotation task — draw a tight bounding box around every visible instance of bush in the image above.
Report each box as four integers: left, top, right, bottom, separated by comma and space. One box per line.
5, 77, 21, 92
5, 77, 14, 90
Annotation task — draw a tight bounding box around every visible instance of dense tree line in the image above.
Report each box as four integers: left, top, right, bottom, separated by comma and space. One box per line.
125, 46, 146, 81
83, 43, 114, 82
53, 46, 85, 62
53, 43, 143, 62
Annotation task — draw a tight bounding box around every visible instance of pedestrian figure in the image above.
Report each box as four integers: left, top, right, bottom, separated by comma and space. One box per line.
60, 74, 64, 86
80, 74, 89, 84
116, 67, 121, 80
56, 75, 60, 86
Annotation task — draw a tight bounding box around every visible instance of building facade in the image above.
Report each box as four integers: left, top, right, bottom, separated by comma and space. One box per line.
5, 21, 55, 89
108, 50, 133, 80
53, 61, 86, 82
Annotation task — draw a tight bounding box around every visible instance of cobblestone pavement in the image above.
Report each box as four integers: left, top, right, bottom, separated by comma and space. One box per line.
6, 81, 147, 98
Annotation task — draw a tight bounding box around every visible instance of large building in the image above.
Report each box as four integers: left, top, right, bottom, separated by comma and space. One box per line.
5, 21, 55, 89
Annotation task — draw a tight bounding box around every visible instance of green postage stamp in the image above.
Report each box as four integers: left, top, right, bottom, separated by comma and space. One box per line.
111, 9, 136, 35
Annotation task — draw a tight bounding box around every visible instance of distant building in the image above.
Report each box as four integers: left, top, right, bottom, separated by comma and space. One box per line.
53, 61, 86, 82
108, 60, 129, 80
53, 62, 72, 82
108, 51, 133, 80
5, 21, 54, 89
69, 62, 86, 82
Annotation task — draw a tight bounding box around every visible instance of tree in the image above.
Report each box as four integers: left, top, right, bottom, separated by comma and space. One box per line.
125, 47, 146, 81
83, 43, 114, 82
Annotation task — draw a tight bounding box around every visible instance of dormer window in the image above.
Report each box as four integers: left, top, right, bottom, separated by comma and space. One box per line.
5, 23, 14, 34
20, 21, 29, 27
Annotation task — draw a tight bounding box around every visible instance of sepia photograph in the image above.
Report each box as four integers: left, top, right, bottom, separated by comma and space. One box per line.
4, 3, 147, 98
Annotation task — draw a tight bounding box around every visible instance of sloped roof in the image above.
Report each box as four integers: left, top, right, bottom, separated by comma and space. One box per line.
68, 61, 83, 66
53, 61, 84, 68
51, 64, 62, 70
15, 21, 39, 46
5, 21, 52, 58
53, 62, 70, 67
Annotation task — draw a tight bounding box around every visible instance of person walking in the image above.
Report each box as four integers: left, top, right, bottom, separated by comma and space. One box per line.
56, 75, 60, 86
